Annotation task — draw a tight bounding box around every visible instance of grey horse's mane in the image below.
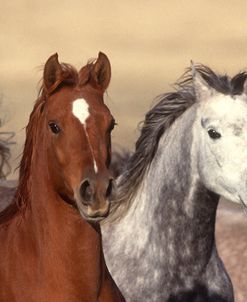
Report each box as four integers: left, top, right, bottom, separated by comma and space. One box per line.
107, 64, 247, 223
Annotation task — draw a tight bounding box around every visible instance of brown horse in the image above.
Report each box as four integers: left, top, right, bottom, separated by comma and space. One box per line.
0, 53, 125, 302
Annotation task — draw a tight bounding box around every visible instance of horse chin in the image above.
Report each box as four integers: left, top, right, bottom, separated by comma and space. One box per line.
224, 193, 247, 216
238, 195, 247, 216
75, 198, 110, 223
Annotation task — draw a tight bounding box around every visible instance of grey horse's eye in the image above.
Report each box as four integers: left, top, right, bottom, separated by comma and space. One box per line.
208, 129, 221, 139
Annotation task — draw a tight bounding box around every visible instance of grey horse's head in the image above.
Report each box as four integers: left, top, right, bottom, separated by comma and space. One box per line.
193, 68, 247, 206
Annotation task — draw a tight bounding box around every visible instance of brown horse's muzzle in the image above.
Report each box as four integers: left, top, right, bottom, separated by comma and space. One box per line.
75, 176, 115, 222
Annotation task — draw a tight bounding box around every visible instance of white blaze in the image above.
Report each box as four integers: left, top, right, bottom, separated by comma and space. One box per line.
72, 98, 90, 124
72, 98, 98, 173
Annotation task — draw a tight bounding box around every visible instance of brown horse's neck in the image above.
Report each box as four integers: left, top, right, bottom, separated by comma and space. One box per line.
27, 134, 101, 246
0, 135, 125, 302
20, 136, 107, 299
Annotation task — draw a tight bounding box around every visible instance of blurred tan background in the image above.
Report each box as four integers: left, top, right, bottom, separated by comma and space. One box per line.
0, 2, 247, 301
1, 1, 247, 178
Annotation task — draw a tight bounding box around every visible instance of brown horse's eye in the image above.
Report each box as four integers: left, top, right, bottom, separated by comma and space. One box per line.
49, 122, 61, 134
109, 119, 117, 132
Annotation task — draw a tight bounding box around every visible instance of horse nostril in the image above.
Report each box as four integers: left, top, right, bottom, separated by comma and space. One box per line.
80, 180, 93, 203
106, 179, 115, 198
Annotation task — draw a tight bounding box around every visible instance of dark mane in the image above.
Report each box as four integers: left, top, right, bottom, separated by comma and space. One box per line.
0, 96, 45, 224
108, 64, 247, 222
0, 62, 94, 224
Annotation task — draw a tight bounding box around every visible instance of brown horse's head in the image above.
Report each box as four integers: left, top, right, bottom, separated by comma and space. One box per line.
36, 52, 115, 222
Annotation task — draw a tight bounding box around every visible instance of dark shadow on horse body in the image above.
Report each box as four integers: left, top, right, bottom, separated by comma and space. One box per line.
167, 283, 229, 302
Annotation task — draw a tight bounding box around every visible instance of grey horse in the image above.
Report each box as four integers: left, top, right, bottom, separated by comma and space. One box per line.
102, 64, 247, 302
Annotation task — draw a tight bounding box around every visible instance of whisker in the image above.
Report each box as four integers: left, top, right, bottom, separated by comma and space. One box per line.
239, 195, 247, 217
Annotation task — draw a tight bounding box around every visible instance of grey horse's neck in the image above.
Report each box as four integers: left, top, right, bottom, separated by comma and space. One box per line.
142, 105, 219, 273
103, 106, 233, 301
110, 106, 219, 268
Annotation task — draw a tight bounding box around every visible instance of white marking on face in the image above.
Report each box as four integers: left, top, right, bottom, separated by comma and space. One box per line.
72, 98, 90, 124
94, 160, 98, 173
72, 98, 98, 174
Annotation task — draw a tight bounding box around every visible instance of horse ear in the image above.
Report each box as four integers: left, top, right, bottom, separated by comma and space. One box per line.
191, 61, 216, 102
43, 53, 63, 94
91, 52, 111, 92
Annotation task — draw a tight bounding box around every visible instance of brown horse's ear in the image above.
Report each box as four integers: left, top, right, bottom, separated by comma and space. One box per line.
91, 52, 111, 92
43, 53, 63, 94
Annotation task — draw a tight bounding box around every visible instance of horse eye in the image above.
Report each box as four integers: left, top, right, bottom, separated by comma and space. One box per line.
49, 122, 61, 134
109, 120, 117, 132
208, 129, 221, 139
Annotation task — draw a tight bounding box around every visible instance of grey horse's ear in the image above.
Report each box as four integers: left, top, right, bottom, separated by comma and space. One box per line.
191, 61, 216, 102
